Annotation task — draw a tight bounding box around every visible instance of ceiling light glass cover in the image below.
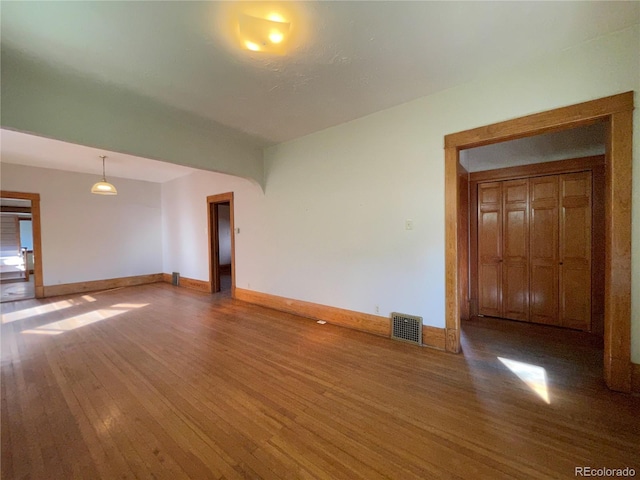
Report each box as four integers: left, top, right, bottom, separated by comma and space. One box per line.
91, 155, 118, 195
238, 13, 291, 54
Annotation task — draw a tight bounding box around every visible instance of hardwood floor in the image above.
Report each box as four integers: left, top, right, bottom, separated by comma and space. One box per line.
0, 278, 35, 303
220, 273, 232, 292
1, 283, 638, 479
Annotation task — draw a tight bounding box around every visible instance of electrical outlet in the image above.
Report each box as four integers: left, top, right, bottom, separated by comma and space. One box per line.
375, 305, 380, 314
405, 219, 414, 230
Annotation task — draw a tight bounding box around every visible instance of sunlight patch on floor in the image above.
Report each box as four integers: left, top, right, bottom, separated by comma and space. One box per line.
18, 328, 62, 335
21, 303, 148, 335
2, 298, 79, 324
498, 357, 550, 404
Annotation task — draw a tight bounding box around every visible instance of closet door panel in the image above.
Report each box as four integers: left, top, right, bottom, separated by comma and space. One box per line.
529, 176, 559, 325
478, 183, 502, 317
560, 172, 592, 331
502, 180, 529, 321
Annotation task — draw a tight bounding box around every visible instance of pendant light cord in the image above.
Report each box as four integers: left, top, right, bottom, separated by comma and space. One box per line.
100, 155, 107, 181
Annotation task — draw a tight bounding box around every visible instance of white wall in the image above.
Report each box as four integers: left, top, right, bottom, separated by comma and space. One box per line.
161, 171, 261, 281
258, 26, 637, 359
161, 26, 639, 362
0, 163, 163, 285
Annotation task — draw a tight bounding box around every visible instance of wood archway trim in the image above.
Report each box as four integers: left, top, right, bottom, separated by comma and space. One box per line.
0, 190, 44, 298
443, 91, 634, 392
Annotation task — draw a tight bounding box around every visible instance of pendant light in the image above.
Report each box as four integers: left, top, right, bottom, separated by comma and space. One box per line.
91, 155, 118, 195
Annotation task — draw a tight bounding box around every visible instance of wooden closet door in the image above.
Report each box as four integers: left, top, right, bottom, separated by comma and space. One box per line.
477, 182, 502, 317
502, 179, 529, 321
559, 172, 592, 331
529, 176, 559, 325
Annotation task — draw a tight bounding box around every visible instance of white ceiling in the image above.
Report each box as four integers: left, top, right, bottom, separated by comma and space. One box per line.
1, 129, 196, 183
2, 1, 638, 145
461, 122, 606, 173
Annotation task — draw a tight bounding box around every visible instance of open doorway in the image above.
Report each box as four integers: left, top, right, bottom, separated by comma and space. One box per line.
0, 191, 43, 301
444, 92, 634, 392
456, 124, 608, 399
207, 193, 235, 294
462, 123, 606, 335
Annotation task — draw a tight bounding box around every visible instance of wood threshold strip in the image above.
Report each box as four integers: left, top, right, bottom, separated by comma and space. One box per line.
43, 274, 164, 298
234, 288, 446, 350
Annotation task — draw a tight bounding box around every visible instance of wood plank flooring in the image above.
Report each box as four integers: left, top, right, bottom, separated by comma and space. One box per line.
1, 283, 638, 479
0, 278, 34, 303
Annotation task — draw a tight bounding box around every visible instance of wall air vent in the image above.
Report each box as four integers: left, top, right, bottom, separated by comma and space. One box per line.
391, 312, 422, 346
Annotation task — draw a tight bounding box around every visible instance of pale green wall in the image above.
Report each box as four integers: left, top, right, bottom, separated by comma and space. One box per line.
1, 49, 265, 187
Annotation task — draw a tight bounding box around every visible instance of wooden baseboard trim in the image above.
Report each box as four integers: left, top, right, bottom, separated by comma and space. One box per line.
632, 363, 640, 394
234, 289, 447, 350
162, 273, 211, 293
234, 288, 390, 337
604, 356, 632, 393
422, 325, 446, 350
43, 273, 164, 298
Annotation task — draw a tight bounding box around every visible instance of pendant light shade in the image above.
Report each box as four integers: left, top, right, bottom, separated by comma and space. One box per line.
91, 155, 117, 195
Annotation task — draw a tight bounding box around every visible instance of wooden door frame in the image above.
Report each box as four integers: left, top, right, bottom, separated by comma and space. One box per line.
0, 190, 44, 298
444, 91, 634, 392
207, 192, 235, 295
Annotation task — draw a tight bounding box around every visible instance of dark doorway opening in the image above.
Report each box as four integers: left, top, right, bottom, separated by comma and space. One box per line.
207, 193, 235, 294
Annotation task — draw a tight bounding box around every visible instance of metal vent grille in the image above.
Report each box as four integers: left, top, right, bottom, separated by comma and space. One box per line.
391, 313, 422, 346
172, 272, 180, 286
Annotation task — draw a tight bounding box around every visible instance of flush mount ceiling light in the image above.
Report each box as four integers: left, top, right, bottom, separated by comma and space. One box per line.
91, 155, 118, 195
238, 12, 291, 54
